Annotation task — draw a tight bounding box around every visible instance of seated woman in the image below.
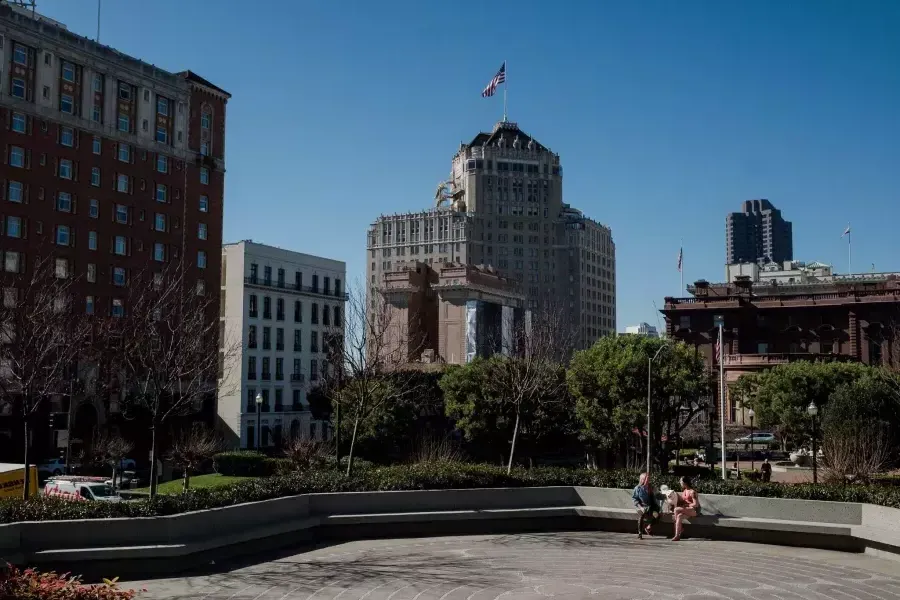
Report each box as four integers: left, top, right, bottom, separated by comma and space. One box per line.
672, 476, 701, 542
631, 472, 659, 539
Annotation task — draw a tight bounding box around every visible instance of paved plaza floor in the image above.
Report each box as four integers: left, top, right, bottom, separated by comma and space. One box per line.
130, 531, 900, 599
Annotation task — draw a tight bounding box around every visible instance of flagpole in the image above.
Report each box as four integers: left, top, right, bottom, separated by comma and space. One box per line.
719, 324, 726, 481
848, 229, 852, 274
502, 60, 508, 122
680, 239, 684, 294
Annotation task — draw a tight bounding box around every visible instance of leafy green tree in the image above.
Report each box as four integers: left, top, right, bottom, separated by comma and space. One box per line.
736, 361, 871, 450
566, 336, 707, 471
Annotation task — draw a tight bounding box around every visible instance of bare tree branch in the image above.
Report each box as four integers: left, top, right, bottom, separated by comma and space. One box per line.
168, 423, 224, 492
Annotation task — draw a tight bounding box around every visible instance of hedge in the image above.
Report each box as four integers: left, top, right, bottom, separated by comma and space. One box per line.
213, 451, 374, 477
1, 462, 899, 524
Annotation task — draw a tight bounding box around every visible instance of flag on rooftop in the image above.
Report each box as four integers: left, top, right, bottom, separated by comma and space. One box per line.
842, 224, 851, 237
481, 62, 506, 98
677, 247, 683, 273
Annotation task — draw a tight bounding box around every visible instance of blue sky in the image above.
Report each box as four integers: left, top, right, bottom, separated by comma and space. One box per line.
40, 0, 900, 330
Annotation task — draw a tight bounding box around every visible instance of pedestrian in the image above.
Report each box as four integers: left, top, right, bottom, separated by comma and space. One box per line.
761, 458, 772, 483
672, 476, 701, 542
632, 472, 659, 539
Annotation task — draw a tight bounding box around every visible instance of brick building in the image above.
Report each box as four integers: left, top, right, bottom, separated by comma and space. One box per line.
0, 4, 228, 462
662, 271, 900, 425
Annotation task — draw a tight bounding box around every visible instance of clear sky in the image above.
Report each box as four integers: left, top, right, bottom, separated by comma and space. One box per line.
38, 0, 900, 331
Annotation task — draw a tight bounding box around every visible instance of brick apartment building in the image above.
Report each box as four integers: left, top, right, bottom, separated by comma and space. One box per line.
662, 266, 900, 425
0, 4, 229, 462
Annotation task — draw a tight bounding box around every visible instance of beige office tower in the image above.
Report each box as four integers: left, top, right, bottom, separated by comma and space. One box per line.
366, 120, 615, 363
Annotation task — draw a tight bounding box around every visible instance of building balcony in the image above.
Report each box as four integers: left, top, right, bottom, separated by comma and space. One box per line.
261, 372, 271, 381
244, 277, 349, 301
291, 402, 304, 411
275, 373, 284, 381
723, 352, 854, 369
247, 372, 257, 380
274, 404, 283, 413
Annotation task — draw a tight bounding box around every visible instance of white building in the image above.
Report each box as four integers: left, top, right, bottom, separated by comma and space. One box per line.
219, 241, 346, 449
624, 322, 659, 337
725, 260, 833, 285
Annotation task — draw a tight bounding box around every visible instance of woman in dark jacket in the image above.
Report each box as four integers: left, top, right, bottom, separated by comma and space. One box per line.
632, 472, 659, 539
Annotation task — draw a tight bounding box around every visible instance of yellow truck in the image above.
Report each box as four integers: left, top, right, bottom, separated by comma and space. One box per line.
0, 463, 39, 498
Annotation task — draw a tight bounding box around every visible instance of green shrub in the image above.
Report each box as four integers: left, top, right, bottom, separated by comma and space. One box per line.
213, 451, 267, 476
2, 462, 900, 524
670, 465, 715, 480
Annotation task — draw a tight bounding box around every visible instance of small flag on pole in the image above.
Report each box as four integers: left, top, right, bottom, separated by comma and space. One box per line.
714, 338, 721, 363
481, 62, 506, 98
677, 247, 683, 272
842, 224, 851, 237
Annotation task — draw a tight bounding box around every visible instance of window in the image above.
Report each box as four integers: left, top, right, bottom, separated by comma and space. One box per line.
5, 216, 22, 238
263, 297, 272, 319
111, 299, 124, 318
262, 357, 270, 379
118, 81, 131, 100
115, 205, 129, 224
59, 159, 73, 180
56, 225, 70, 246
117, 174, 129, 193
248, 325, 258, 349
118, 114, 130, 132
294, 330, 302, 352
4, 251, 20, 273
264, 266, 272, 285
156, 126, 168, 144
92, 74, 102, 92
87, 263, 96, 282
277, 268, 285, 287
11, 77, 26, 99
57, 192, 72, 212
200, 142, 209, 156
112, 267, 126, 286
310, 331, 319, 353
249, 294, 258, 317
8, 182, 22, 203
11, 113, 26, 133
198, 250, 207, 269
333, 306, 342, 327
276, 358, 284, 379
263, 327, 271, 350
200, 167, 209, 185
10, 146, 25, 168
247, 357, 257, 379
118, 143, 131, 162
310, 359, 318, 382
155, 184, 167, 203
295, 271, 302, 289
60, 128, 75, 148
60, 94, 74, 114
199, 195, 209, 212
249, 263, 258, 282
157, 155, 168, 173
294, 300, 302, 323
92, 105, 102, 123
198, 223, 207, 240
156, 96, 169, 116
201, 110, 211, 129
114, 235, 127, 255
62, 61, 76, 82
86, 296, 94, 315
88, 231, 97, 250
153, 243, 165, 262
92, 136, 101, 155
87, 199, 99, 218
311, 303, 319, 324
276, 298, 285, 321
154, 213, 166, 232
13, 43, 27, 65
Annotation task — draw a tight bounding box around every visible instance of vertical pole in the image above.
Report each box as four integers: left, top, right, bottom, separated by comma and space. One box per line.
646, 358, 652, 474
750, 417, 754, 472
97, 0, 101, 42
719, 324, 726, 480
502, 60, 508, 122
256, 407, 261, 449
812, 416, 818, 484
680, 239, 684, 294
848, 230, 852, 275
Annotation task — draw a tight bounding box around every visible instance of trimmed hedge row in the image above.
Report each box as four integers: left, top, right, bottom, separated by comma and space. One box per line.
213, 451, 375, 477
1, 462, 899, 524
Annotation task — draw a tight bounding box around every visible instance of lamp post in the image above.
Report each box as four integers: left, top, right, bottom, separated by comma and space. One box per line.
646, 343, 668, 474
255, 392, 263, 449
807, 401, 818, 484
748, 408, 755, 472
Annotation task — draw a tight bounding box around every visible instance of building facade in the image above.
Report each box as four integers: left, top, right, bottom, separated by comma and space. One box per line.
366, 120, 615, 358
219, 241, 346, 449
624, 322, 659, 337
0, 4, 228, 461
662, 272, 900, 424
725, 199, 793, 265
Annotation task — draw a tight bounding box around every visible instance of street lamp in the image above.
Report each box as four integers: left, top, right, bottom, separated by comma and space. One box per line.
255, 392, 263, 449
748, 408, 755, 472
807, 401, 818, 484
646, 343, 669, 474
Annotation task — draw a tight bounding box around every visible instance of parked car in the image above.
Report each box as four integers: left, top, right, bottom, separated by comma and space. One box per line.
37, 458, 77, 477
118, 458, 137, 470
43, 477, 123, 502
105, 470, 139, 489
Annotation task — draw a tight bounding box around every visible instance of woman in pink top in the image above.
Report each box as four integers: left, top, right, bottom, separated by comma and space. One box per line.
672, 476, 700, 542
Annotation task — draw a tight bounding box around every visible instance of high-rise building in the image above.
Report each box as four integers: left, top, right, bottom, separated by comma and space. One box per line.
0, 4, 228, 459
725, 199, 793, 265
624, 323, 659, 338
366, 120, 615, 361
218, 241, 346, 449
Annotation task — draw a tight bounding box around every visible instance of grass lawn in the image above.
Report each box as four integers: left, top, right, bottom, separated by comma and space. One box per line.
134, 473, 254, 494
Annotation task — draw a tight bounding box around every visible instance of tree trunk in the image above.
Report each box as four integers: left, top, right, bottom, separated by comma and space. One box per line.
111, 465, 118, 490
22, 418, 31, 500
335, 397, 341, 468
182, 468, 190, 492
149, 425, 158, 499
346, 416, 360, 477
506, 409, 521, 475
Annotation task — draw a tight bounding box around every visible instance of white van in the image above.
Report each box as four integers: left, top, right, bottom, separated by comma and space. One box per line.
43, 477, 123, 502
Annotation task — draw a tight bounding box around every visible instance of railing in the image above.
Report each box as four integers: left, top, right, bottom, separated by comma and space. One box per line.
274, 404, 283, 413
724, 353, 852, 367
275, 373, 284, 381
244, 277, 349, 300
261, 372, 271, 380
669, 288, 900, 306
291, 403, 304, 411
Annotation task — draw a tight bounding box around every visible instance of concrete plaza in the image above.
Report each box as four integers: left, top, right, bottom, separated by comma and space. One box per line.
131, 531, 900, 599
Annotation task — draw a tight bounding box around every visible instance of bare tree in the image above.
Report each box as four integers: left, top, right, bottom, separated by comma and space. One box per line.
822, 427, 891, 484
283, 437, 329, 472
489, 301, 578, 474
0, 253, 91, 498
107, 262, 238, 498
91, 432, 134, 489
168, 424, 224, 491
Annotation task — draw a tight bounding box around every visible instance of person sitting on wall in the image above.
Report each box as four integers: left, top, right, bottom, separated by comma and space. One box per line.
632, 472, 660, 539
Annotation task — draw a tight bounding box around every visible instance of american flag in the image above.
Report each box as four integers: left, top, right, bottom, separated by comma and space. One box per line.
715, 337, 721, 363
482, 62, 506, 98
677, 247, 683, 272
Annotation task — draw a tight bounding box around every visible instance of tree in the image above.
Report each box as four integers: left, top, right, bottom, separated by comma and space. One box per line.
0, 253, 91, 498
566, 336, 707, 471
108, 263, 237, 498
736, 361, 871, 451
283, 437, 328, 472
168, 424, 223, 491
91, 432, 134, 489
821, 374, 899, 483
